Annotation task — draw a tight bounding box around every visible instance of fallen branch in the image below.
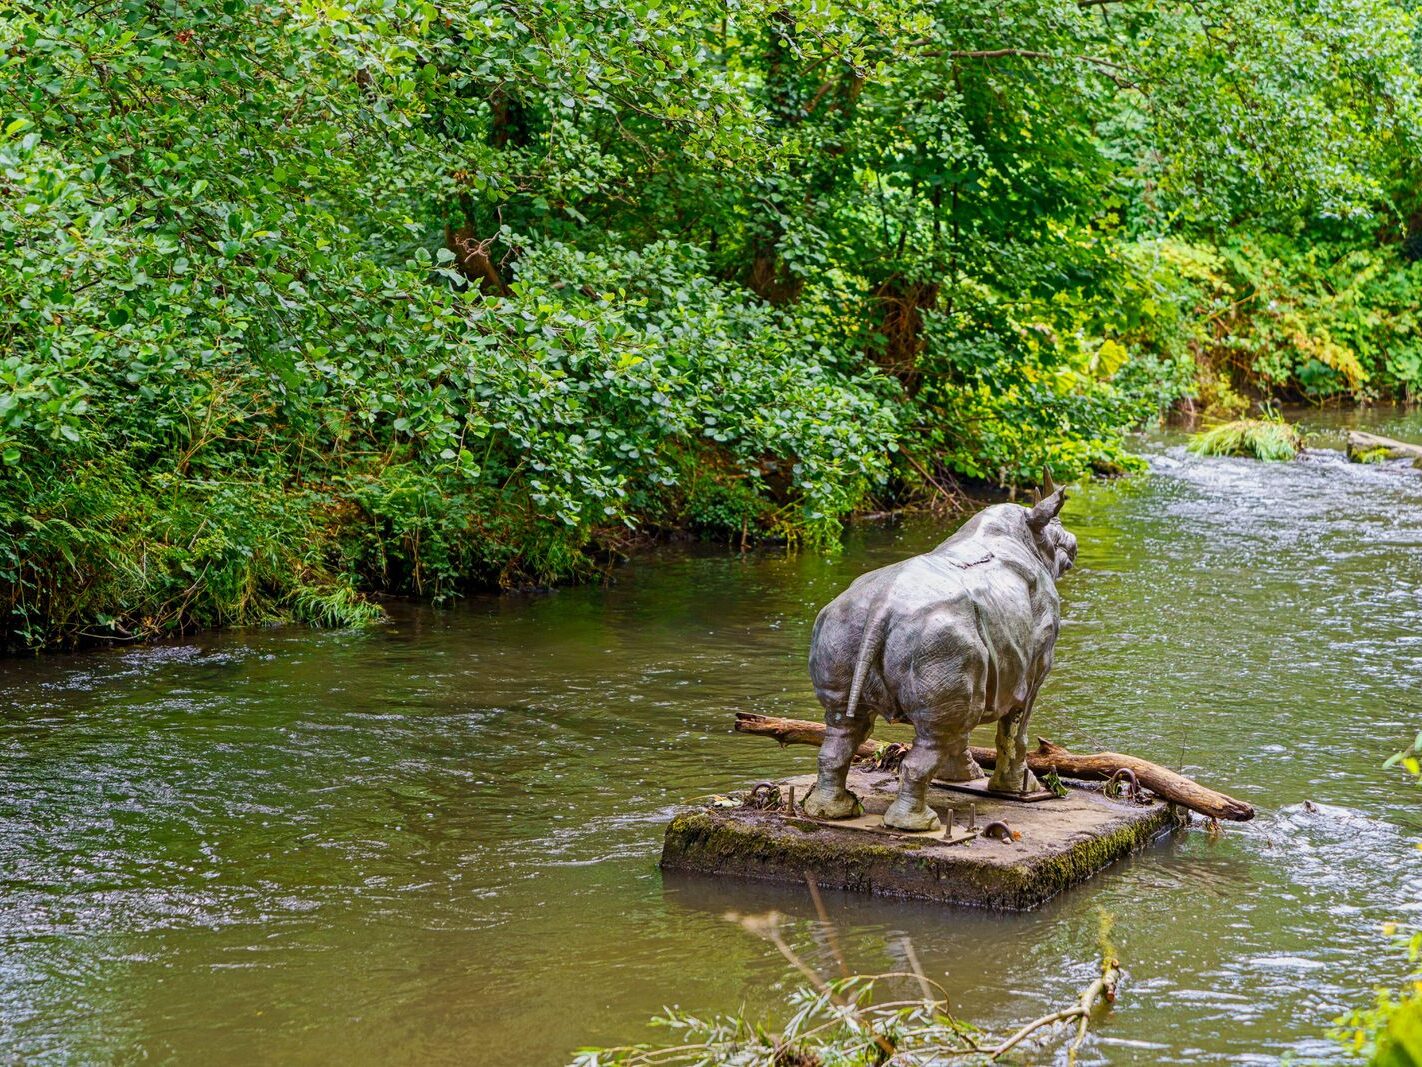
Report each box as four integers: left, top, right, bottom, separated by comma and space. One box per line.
899, 449, 961, 507
1346, 429, 1422, 464
733, 712, 1255, 822
990, 956, 1121, 1061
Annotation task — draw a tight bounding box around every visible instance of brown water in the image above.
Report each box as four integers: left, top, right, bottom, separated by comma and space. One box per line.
3, 410, 1421, 1064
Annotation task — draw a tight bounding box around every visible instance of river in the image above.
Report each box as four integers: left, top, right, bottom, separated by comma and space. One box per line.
2, 410, 1420, 1064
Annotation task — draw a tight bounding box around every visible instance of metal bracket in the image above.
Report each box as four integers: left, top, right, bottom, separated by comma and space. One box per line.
932, 777, 1061, 804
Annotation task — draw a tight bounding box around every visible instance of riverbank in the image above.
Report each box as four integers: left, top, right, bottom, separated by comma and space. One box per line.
7, 399, 1420, 655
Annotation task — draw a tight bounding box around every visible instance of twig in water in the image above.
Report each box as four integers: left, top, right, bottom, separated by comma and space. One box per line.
803, 870, 850, 979
729, 911, 897, 1059
900, 935, 936, 1006
989, 956, 1121, 1061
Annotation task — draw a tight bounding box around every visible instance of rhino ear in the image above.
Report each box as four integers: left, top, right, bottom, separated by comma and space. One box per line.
1027, 487, 1067, 531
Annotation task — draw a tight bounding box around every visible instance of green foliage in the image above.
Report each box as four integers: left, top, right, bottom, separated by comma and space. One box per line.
1384, 732, 1422, 782
1188, 418, 1304, 462
681, 468, 773, 541
1101, 236, 1422, 407
0, 0, 898, 647
1337, 968, 1422, 1066
3, 0, 1421, 646
573, 972, 981, 1066
1201, 237, 1422, 403
1357, 447, 1395, 465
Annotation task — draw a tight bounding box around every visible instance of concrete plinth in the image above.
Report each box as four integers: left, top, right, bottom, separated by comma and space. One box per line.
660, 767, 1183, 911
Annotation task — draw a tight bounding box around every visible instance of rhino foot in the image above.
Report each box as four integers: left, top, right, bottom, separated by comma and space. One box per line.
988, 766, 1041, 795
802, 788, 862, 820
939, 752, 984, 782
883, 799, 942, 832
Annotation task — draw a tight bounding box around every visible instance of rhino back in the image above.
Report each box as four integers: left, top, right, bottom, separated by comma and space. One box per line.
810, 548, 1058, 722
809, 555, 990, 718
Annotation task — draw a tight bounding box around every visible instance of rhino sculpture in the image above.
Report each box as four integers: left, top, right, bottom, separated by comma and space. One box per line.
803, 481, 1077, 831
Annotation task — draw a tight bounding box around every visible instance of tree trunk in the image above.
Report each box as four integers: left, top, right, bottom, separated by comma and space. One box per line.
733, 711, 1255, 821
873, 277, 939, 395
445, 224, 509, 295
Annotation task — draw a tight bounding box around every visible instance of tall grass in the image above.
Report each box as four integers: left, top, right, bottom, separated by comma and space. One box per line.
1188, 418, 1303, 461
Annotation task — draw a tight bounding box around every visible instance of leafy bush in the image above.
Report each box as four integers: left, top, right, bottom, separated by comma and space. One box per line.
1110, 237, 1422, 408
0, 1, 899, 648
0, 157, 901, 645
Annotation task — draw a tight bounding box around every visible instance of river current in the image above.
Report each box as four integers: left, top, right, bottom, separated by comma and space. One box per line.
2, 410, 1420, 1064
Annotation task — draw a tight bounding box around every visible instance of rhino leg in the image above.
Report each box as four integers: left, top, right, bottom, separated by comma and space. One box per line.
802, 714, 871, 820
987, 708, 1041, 794
883, 726, 944, 832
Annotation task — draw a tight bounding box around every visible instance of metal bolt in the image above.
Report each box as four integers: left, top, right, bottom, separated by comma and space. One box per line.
946, 809, 954, 835
969, 803, 977, 830
786, 785, 796, 814
1022, 769, 1030, 794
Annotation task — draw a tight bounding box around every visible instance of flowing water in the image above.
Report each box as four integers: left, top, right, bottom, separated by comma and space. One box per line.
3, 410, 1421, 1065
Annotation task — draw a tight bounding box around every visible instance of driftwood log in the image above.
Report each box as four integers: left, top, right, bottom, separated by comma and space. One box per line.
734, 711, 1255, 822
1346, 430, 1422, 465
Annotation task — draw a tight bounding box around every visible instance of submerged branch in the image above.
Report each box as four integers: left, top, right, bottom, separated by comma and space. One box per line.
990, 957, 1121, 1061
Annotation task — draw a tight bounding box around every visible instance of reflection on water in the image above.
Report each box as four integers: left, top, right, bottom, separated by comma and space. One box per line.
2, 410, 1421, 1063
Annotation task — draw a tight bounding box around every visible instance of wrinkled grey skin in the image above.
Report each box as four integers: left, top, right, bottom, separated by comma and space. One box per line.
803, 490, 1077, 831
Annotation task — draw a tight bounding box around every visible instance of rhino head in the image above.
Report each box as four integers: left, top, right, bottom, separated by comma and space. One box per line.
1026, 470, 1077, 579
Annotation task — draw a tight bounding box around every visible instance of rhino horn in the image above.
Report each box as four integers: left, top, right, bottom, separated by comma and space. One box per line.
1027, 481, 1067, 531
1042, 464, 1057, 497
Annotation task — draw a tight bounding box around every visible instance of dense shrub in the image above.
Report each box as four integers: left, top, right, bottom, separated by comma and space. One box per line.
0, 13, 898, 648
1163, 237, 1422, 405
0, 142, 900, 643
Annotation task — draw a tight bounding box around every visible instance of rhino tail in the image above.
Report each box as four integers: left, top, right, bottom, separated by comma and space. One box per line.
842, 609, 887, 720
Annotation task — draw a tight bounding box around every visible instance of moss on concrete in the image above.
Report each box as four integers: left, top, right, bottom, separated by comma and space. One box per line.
980, 806, 1174, 908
